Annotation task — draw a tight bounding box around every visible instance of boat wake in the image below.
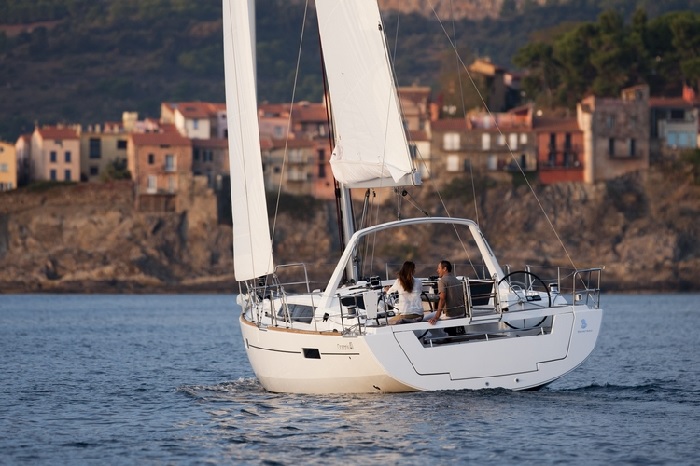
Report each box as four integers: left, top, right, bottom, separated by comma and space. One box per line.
177, 378, 264, 400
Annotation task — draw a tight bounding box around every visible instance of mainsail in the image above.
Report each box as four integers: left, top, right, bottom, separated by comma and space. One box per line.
222, 0, 274, 281
315, 0, 418, 188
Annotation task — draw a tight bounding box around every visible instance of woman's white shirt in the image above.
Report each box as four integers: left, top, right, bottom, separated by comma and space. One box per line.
386, 278, 423, 315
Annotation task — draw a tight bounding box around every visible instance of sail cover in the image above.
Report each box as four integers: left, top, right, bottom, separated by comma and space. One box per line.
222, 0, 274, 281
315, 0, 418, 188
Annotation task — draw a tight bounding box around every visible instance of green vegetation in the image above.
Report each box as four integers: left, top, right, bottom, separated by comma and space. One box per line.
23, 180, 76, 192
100, 158, 131, 182
0, 0, 699, 140
681, 149, 700, 184
514, 9, 700, 107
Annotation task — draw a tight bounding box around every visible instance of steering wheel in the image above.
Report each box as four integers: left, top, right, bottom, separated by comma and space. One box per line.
498, 270, 551, 308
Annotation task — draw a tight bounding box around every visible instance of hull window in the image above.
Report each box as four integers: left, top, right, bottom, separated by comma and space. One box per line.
302, 348, 321, 359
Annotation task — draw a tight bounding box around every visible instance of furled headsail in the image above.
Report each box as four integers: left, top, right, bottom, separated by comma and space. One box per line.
222, 0, 274, 281
315, 0, 419, 188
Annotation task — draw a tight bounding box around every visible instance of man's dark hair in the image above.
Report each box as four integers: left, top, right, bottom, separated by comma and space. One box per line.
440, 260, 452, 272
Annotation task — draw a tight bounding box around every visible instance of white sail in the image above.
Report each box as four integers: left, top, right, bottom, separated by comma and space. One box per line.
222, 0, 274, 281
315, 0, 418, 188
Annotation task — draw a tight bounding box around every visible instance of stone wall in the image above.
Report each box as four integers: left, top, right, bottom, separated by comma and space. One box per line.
0, 168, 698, 293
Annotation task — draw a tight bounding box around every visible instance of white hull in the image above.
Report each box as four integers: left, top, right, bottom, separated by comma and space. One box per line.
239, 303, 602, 394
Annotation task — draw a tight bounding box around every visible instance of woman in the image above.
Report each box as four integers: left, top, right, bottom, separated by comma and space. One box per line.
384, 261, 424, 324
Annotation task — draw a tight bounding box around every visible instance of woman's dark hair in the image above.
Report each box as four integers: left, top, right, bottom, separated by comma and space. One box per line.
397, 261, 415, 293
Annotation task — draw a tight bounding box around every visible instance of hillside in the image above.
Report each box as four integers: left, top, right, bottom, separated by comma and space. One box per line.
1, 167, 698, 294
2, 0, 700, 141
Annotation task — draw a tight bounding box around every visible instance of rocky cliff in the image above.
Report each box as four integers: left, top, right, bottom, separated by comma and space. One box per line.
0, 167, 698, 294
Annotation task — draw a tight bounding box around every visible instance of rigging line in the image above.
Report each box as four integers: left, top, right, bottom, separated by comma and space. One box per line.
418, 0, 476, 276
448, 0, 479, 227
270, 0, 310, 243
428, 0, 577, 272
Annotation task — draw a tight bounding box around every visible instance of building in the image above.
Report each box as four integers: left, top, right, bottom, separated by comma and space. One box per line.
430, 104, 536, 183
0, 141, 17, 191
262, 138, 317, 197
160, 102, 227, 139
128, 127, 193, 211
14, 134, 31, 187
192, 138, 229, 188
79, 123, 130, 182
649, 85, 699, 161
578, 85, 650, 183
30, 126, 81, 182
534, 116, 585, 184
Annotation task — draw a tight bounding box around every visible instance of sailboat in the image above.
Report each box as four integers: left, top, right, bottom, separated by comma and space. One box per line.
222, 0, 603, 393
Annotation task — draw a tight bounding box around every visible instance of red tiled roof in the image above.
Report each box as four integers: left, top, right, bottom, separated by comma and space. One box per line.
291, 103, 328, 122
36, 127, 79, 140
171, 102, 226, 119
648, 97, 696, 108
431, 118, 468, 132
408, 129, 428, 141
131, 131, 191, 146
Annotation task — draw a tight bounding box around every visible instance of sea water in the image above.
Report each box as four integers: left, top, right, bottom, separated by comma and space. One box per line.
1, 294, 698, 464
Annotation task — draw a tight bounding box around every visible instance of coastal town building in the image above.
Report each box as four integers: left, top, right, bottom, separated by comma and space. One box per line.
79, 123, 130, 182
160, 102, 227, 139
577, 85, 650, 184
534, 115, 584, 184
429, 104, 536, 184
0, 141, 17, 191
649, 85, 699, 162
127, 126, 193, 212
14, 134, 31, 187
30, 126, 81, 183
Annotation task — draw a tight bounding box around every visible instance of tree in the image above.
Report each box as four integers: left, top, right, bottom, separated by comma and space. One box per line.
100, 159, 131, 182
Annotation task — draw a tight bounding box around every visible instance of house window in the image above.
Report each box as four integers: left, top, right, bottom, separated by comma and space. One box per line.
497, 134, 505, 146
117, 140, 127, 150
64, 151, 71, 163
629, 139, 636, 157
482, 133, 491, 150
164, 154, 175, 172
193, 119, 199, 130
678, 132, 688, 147
90, 138, 101, 158
446, 155, 459, 171
168, 176, 176, 193
50, 169, 57, 180
520, 133, 527, 144
147, 175, 157, 193
148, 154, 155, 164
90, 166, 99, 176
607, 115, 615, 129
193, 149, 200, 161
443, 132, 460, 151
608, 138, 615, 157
50, 151, 57, 162
0, 163, 6, 172
487, 155, 497, 171
317, 149, 326, 178
64, 170, 71, 181
509, 133, 518, 150
667, 132, 677, 147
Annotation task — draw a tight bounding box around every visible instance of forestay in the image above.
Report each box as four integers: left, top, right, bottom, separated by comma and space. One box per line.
315, 0, 418, 188
222, 0, 274, 281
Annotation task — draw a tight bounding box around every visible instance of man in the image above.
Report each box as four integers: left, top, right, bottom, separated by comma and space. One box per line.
428, 260, 466, 325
